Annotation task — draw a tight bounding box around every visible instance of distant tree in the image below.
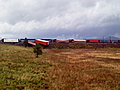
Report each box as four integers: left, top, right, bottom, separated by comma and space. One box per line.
24, 38, 28, 47
34, 43, 43, 58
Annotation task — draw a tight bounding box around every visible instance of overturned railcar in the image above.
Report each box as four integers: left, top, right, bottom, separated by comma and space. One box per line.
36, 39, 49, 46
41, 39, 55, 42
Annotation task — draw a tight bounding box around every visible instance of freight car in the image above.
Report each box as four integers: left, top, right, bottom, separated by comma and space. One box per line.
20, 39, 35, 42
86, 40, 100, 43
55, 39, 70, 43
100, 40, 119, 43
2, 38, 19, 44
41, 39, 56, 42
36, 39, 49, 46
100, 40, 110, 43
73, 39, 86, 43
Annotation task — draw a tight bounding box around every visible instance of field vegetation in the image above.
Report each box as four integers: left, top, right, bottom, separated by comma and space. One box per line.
0, 44, 51, 89
0, 44, 120, 90
44, 48, 120, 90
48, 42, 120, 49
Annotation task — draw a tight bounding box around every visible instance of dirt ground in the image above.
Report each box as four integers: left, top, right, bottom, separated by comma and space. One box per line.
42, 48, 120, 90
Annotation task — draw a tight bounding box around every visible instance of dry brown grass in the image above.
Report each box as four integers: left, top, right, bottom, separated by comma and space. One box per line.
2, 44, 120, 89
42, 48, 120, 90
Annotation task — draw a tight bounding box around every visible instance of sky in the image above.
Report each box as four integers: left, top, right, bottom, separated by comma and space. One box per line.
0, 0, 120, 39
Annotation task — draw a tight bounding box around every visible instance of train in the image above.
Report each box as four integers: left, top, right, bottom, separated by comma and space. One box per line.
1, 38, 120, 46
52, 39, 120, 43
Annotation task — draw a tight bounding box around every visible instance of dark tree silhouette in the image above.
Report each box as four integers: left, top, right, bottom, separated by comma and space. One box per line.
34, 43, 43, 58
24, 38, 28, 47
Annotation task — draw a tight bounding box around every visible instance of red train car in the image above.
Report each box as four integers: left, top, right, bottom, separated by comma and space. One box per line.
28, 41, 36, 46
87, 40, 100, 43
36, 39, 49, 46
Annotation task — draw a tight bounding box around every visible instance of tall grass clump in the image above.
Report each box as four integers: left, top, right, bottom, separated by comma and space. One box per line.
0, 44, 51, 89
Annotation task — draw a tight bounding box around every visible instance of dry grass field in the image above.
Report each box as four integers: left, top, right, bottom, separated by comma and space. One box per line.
0, 44, 120, 90
43, 48, 120, 90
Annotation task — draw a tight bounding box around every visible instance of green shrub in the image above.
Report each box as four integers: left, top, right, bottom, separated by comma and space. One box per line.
34, 43, 43, 58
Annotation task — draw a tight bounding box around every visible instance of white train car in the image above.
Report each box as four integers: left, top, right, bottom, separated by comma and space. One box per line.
3, 39, 19, 43
73, 39, 86, 43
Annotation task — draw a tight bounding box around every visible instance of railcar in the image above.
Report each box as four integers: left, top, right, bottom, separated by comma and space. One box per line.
28, 41, 36, 46
41, 39, 56, 42
100, 40, 110, 43
100, 40, 119, 43
2, 38, 19, 44
55, 39, 69, 43
36, 39, 49, 46
73, 39, 86, 43
86, 40, 100, 43
20, 39, 35, 42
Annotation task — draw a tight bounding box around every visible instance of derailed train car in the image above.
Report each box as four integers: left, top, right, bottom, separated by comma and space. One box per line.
1, 38, 120, 47
36, 39, 49, 46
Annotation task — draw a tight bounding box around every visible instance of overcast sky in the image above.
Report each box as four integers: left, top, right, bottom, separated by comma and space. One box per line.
0, 0, 120, 39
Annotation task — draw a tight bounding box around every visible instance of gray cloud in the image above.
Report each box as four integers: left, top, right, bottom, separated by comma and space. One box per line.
0, 0, 120, 39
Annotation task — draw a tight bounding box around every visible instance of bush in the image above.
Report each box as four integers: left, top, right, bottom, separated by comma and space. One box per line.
34, 43, 43, 58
